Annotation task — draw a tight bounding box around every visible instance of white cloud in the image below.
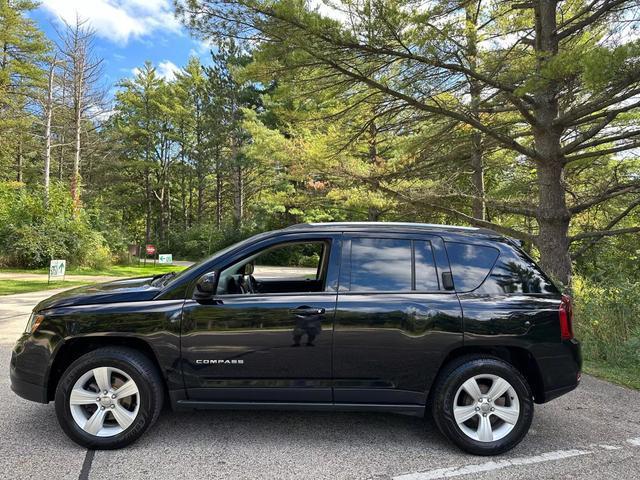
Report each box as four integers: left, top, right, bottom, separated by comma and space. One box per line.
130, 60, 180, 81
309, 0, 350, 24
157, 60, 180, 81
40, 0, 182, 44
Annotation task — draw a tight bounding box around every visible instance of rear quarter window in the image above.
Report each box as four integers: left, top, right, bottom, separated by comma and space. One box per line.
445, 242, 499, 292
446, 241, 559, 294
477, 247, 559, 294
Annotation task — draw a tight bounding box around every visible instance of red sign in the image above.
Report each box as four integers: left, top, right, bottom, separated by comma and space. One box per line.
145, 244, 156, 255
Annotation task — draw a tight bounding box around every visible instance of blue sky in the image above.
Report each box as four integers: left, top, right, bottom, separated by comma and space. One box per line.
32, 1, 213, 90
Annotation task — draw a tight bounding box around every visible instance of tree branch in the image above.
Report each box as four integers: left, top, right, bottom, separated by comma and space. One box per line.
570, 226, 640, 242
569, 181, 640, 214
572, 197, 640, 254
375, 184, 536, 243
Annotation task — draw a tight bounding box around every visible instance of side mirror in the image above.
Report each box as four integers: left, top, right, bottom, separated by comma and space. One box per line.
195, 271, 218, 300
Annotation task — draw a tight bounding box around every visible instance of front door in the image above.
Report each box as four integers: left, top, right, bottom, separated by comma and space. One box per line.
181, 234, 341, 402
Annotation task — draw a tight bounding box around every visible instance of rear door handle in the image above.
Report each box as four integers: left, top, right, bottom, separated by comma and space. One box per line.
289, 306, 325, 316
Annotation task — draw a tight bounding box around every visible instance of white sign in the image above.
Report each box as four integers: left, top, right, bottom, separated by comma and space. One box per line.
49, 259, 66, 279
158, 254, 173, 265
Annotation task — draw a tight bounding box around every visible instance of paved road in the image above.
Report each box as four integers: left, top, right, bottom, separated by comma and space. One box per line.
1, 290, 639, 480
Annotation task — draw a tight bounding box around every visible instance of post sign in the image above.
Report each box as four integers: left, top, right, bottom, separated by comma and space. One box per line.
145, 244, 156, 256
49, 259, 66, 283
158, 254, 173, 265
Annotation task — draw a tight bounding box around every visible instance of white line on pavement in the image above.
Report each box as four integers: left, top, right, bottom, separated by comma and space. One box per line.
597, 444, 622, 450
393, 449, 592, 480
627, 437, 640, 447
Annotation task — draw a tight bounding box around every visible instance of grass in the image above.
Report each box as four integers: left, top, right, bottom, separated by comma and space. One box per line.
0, 263, 188, 277
583, 359, 640, 391
0, 280, 91, 296
67, 264, 188, 277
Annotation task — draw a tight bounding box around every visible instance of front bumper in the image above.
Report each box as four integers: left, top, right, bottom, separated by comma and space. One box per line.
9, 333, 51, 404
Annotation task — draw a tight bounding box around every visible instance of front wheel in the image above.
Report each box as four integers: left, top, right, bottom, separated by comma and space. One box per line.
55, 347, 164, 449
431, 356, 534, 455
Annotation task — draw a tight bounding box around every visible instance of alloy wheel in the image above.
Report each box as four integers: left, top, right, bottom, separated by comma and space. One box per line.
69, 366, 140, 437
453, 374, 520, 442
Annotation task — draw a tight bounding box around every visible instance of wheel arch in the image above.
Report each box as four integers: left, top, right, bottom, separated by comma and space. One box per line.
47, 336, 165, 402
431, 345, 545, 404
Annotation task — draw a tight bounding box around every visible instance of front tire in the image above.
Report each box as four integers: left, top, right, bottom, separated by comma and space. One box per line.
431, 356, 533, 455
55, 347, 164, 449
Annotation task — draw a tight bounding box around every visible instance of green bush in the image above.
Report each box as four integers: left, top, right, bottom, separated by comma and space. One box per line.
162, 223, 259, 261
0, 182, 112, 269
573, 276, 640, 368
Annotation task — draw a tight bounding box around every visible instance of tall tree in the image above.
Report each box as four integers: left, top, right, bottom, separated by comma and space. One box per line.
57, 17, 104, 206
0, 0, 48, 181
178, 0, 640, 285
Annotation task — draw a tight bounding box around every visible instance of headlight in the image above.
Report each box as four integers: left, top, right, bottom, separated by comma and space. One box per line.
25, 313, 45, 333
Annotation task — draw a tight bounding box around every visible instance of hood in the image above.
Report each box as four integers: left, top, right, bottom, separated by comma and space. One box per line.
34, 276, 161, 311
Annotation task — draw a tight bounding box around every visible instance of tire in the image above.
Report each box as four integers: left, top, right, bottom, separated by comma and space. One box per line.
55, 347, 164, 449
431, 356, 533, 455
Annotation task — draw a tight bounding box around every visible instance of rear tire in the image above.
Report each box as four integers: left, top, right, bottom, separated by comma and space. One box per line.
431, 356, 533, 455
55, 347, 164, 449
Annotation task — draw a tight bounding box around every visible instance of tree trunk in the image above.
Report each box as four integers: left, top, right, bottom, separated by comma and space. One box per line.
145, 168, 151, 244
71, 96, 82, 206
44, 60, 56, 207
215, 149, 222, 230
536, 161, 571, 284
466, 2, 485, 220
367, 121, 381, 221
532, 0, 572, 286
233, 164, 243, 229
16, 142, 23, 182
470, 141, 485, 219
197, 171, 205, 223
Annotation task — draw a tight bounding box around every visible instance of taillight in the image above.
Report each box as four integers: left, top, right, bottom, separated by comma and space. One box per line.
559, 294, 574, 340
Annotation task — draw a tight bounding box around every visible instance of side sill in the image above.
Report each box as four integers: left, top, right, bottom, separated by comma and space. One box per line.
174, 400, 425, 417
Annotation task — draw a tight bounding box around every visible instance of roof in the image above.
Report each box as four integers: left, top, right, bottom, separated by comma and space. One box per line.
283, 222, 501, 238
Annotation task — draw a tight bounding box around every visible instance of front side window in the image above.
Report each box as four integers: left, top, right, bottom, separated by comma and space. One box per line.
216, 241, 328, 295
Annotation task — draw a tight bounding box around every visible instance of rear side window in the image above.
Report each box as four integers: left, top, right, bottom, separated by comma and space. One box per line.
445, 242, 499, 292
414, 241, 439, 291
479, 248, 559, 294
351, 238, 412, 291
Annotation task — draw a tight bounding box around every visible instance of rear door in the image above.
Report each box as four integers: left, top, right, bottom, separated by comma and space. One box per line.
332, 233, 463, 405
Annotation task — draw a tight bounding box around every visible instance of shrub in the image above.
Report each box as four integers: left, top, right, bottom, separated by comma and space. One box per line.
0, 182, 112, 269
573, 275, 640, 368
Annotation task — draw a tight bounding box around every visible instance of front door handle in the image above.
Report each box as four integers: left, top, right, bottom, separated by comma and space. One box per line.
289, 306, 325, 316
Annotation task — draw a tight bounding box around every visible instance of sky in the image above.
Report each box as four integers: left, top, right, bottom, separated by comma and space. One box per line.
32, 0, 214, 90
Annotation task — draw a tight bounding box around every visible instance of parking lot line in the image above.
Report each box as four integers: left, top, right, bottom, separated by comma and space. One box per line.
393, 449, 592, 480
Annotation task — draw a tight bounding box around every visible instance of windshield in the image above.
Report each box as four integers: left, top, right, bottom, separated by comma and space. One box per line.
162, 231, 274, 287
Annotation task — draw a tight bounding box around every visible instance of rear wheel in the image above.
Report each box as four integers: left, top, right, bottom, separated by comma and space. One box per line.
55, 347, 163, 449
431, 356, 533, 455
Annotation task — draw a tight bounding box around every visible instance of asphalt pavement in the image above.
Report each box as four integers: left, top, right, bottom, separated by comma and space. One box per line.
1, 289, 639, 480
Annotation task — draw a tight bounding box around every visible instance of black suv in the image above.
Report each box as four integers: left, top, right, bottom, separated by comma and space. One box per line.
10, 222, 581, 454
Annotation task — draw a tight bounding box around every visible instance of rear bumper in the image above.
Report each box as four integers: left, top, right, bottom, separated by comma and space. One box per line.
536, 338, 582, 403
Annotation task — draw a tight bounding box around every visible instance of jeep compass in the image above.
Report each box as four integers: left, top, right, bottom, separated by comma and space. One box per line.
10, 222, 581, 454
